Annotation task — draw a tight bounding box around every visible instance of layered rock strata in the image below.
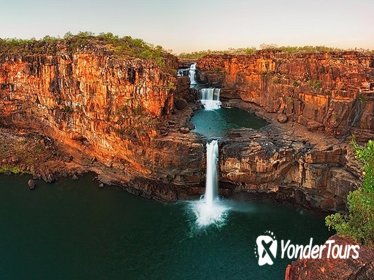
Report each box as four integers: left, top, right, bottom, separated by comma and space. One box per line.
0, 41, 205, 199
220, 124, 360, 211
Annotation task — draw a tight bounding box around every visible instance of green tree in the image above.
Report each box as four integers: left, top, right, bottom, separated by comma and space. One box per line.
326, 139, 374, 245
63, 32, 74, 39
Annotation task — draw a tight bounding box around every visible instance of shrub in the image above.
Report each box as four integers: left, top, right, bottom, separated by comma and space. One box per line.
178, 47, 257, 59
0, 165, 22, 174
308, 79, 322, 91
63, 105, 74, 113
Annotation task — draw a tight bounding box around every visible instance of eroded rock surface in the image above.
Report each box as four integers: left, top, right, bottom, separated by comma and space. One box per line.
0, 41, 205, 198
220, 124, 361, 211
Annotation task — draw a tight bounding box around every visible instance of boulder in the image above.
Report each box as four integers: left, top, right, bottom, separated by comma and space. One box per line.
179, 127, 190, 134
39, 169, 56, 183
9, 155, 19, 164
277, 113, 288, 123
27, 179, 36, 190
175, 98, 188, 110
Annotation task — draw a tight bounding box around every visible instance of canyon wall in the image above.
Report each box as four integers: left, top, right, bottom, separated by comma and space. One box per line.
0, 43, 371, 210
0, 41, 205, 199
197, 51, 374, 142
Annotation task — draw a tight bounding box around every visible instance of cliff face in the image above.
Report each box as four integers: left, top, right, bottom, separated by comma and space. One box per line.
0, 43, 370, 209
220, 126, 360, 211
197, 51, 374, 142
0, 42, 205, 198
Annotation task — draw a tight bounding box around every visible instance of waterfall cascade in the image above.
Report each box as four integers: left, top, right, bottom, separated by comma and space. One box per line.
200, 88, 221, 110
205, 140, 219, 206
189, 63, 197, 85
177, 68, 189, 77
188, 64, 228, 228
191, 140, 228, 227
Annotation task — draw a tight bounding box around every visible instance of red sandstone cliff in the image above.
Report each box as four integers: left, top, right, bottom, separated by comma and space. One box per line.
0, 39, 205, 198
197, 51, 374, 142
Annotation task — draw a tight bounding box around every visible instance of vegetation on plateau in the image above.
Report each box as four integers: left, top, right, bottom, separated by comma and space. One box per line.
179, 47, 257, 59
0, 165, 22, 174
326, 139, 374, 246
179, 44, 374, 59
0, 31, 171, 69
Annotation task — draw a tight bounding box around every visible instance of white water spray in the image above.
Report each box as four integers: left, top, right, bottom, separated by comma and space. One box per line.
200, 88, 221, 110
189, 63, 197, 85
190, 140, 229, 227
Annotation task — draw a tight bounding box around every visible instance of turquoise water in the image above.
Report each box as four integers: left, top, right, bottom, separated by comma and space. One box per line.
191, 107, 268, 139
0, 174, 330, 279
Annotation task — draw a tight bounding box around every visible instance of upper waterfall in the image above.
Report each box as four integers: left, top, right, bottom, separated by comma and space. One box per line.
189, 63, 197, 85
177, 68, 189, 77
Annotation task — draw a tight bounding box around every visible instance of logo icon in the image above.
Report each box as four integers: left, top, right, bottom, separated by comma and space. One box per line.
255, 231, 277, 266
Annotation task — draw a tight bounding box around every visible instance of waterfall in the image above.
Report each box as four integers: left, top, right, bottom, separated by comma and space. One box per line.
177, 68, 189, 77
205, 140, 218, 206
200, 88, 221, 110
190, 139, 228, 227
189, 63, 197, 85
186, 66, 228, 228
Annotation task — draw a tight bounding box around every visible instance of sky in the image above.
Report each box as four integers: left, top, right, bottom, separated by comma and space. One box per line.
0, 0, 373, 53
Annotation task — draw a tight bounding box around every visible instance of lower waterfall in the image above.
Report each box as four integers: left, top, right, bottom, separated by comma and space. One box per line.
205, 139, 218, 206
190, 140, 229, 227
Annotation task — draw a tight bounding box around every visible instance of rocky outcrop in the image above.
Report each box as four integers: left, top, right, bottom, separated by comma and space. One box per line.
0, 40, 206, 198
220, 124, 361, 211
285, 235, 374, 280
197, 51, 374, 142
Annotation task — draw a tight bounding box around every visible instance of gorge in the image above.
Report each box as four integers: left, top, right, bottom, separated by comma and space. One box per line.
0, 35, 373, 279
